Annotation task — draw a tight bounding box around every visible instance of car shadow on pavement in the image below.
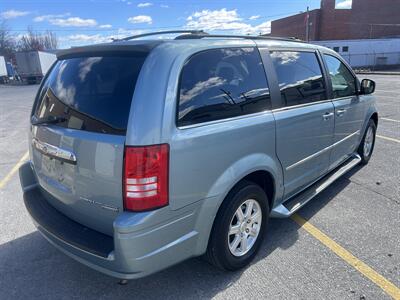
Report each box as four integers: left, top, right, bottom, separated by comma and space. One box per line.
296, 165, 361, 220
0, 170, 358, 300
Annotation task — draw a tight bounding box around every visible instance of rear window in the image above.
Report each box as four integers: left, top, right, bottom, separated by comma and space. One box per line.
34, 54, 148, 134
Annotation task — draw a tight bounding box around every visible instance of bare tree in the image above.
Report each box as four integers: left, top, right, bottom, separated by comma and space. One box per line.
0, 21, 16, 60
18, 27, 58, 51
42, 31, 58, 50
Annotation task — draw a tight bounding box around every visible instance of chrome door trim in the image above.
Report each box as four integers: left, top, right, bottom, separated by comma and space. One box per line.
272, 99, 333, 113
177, 110, 272, 130
32, 138, 77, 164
286, 130, 359, 171
332, 95, 357, 102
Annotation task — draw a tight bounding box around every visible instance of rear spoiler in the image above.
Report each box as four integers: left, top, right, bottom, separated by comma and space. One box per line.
57, 41, 161, 60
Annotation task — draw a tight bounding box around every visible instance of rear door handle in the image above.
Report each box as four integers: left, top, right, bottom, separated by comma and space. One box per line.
322, 112, 334, 120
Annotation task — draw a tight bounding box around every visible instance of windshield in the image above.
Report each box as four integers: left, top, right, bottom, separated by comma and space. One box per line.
34, 54, 148, 134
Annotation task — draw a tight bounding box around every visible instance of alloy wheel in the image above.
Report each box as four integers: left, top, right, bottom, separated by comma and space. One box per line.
228, 199, 262, 257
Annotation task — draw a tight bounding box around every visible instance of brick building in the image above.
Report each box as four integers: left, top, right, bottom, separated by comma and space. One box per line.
269, 0, 400, 41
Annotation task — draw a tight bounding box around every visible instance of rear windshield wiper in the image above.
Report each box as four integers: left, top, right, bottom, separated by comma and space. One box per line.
31, 116, 67, 126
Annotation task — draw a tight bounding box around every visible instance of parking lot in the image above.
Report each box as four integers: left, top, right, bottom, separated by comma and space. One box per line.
0, 74, 399, 299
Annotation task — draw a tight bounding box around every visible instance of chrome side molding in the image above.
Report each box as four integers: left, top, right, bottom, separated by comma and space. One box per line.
32, 138, 77, 164
286, 130, 360, 171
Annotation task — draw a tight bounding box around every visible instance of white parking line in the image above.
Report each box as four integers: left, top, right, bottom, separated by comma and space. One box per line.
377, 135, 400, 144
376, 102, 399, 106
381, 117, 400, 123
376, 95, 399, 99
375, 90, 398, 94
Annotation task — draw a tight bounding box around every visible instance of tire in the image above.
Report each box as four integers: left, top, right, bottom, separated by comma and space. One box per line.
358, 119, 376, 165
205, 180, 269, 271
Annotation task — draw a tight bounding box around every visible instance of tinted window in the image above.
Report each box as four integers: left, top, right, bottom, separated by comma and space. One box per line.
177, 48, 270, 126
270, 51, 326, 107
324, 54, 356, 98
34, 54, 147, 134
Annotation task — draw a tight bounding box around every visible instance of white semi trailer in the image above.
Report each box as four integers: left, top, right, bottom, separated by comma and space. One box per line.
0, 56, 8, 83
15, 51, 56, 84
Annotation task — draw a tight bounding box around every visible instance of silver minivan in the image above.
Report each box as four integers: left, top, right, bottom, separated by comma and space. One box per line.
19, 31, 378, 279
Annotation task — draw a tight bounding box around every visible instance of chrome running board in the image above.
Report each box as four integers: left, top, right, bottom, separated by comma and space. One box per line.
271, 154, 362, 218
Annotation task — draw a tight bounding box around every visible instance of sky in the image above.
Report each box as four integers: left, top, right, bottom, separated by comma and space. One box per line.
1, 0, 352, 48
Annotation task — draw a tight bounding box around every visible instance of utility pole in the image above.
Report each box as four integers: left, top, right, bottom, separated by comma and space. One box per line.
305, 6, 310, 42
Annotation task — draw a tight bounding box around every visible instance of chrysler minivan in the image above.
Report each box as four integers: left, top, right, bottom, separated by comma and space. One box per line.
19, 31, 378, 279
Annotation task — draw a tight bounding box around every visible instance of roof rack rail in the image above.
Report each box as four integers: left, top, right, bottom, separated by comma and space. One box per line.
113, 30, 207, 42
175, 33, 302, 42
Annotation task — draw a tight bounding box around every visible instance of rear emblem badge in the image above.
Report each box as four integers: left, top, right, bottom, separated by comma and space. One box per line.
79, 196, 119, 212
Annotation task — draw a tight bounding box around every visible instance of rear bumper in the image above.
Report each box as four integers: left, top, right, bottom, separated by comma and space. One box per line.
19, 161, 205, 279
24, 187, 114, 258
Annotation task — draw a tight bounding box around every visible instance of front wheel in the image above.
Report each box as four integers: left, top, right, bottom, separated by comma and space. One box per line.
205, 181, 269, 271
358, 119, 376, 164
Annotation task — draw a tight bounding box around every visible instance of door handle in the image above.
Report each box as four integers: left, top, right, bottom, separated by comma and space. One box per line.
322, 112, 334, 120
336, 109, 347, 116
32, 138, 77, 164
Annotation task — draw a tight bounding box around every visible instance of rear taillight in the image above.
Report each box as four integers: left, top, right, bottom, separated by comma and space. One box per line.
123, 144, 169, 211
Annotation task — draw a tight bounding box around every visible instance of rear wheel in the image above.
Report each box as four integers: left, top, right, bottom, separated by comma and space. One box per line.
205, 181, 269, 271
358, 119, 376, 164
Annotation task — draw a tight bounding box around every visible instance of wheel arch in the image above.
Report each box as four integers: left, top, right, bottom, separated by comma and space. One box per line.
359, 108, 379, 145
370, 112, 378, 127
239, 170, 275, 211
193, 154, 282, 256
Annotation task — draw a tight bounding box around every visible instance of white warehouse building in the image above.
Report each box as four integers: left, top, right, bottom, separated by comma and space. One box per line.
312, 38, 400, 68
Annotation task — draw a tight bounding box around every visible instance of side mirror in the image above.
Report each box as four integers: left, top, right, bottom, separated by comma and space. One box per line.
360, 79, 376, 95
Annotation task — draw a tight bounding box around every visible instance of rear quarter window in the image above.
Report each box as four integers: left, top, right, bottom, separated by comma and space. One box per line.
34, 54, 148, 134
177, 47, 271, 127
